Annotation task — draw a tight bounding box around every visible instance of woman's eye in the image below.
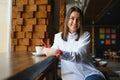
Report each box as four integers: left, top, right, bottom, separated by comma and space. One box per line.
69, 17, 74, 20
76, 19, 80, 22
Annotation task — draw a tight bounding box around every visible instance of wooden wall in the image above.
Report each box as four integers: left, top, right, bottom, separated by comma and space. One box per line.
59, 0, 65, 32
11, 0, 53, 52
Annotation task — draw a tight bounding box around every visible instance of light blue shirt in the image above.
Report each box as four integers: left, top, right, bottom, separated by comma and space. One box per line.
51, 32, 105, 80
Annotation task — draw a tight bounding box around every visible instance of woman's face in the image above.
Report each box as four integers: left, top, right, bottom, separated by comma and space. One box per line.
67, 11, 81, 33
68, 11, 80, 33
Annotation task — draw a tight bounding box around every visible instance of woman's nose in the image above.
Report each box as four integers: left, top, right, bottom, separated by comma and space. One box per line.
73, 19, 79, 24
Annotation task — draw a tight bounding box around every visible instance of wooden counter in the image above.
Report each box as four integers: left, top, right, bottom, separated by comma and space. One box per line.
0, 52, 58, 80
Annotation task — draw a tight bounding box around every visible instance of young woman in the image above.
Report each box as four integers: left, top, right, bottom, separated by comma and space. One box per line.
43, 6, 106, 80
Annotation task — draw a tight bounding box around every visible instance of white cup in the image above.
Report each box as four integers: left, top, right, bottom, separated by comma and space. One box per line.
35, 46, 43, 54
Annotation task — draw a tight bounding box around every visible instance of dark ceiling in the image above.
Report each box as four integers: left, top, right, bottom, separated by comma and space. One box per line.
84, 0, 120, 26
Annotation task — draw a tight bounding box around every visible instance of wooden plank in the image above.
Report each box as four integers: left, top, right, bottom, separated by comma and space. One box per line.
15, 25, 22, 31
35, 11, 47, 18
18, 39, 29, 46
38, 5, 46, 11
23, 25, 33, 32
15, 45, 27, 52
33, 32, 45, 38
37, 19, 46, 25
34, 25, 47, 32
22, 12, 34, 18
12, 6, 17, 18
36, 0, 48, 4
15, 32, 25, 39
25, 32, 32, 38
12, 25, 15, 32
11, 32, 15, 38
16, 0, 28, 5
31, 39, 42, 45
16, 18, 23, 25
11, 39, 18, 46
24, 18, 36, 25
12, 6, 21, 18
25, 5, 37, 11
28, 0, 35, 5
17, 4, 24, 11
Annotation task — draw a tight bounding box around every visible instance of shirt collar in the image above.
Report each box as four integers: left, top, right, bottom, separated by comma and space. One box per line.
67, 32, 77, 40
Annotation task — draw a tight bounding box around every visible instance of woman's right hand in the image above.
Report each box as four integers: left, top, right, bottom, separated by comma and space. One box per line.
43, 48, 57, 57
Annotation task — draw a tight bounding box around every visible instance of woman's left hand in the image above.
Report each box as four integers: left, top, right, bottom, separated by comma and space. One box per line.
43, 48, 57, 57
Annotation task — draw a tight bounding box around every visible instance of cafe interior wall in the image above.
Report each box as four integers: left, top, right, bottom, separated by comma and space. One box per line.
94, 25, 120, 58
0, 0, 12, 53
11, 0, 56, 52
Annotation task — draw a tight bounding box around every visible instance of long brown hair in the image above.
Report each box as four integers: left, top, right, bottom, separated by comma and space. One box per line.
62, 6, 84, 41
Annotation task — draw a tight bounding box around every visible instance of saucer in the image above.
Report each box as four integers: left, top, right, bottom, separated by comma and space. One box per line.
95, 58, 101, 62
32, 52, 45, 56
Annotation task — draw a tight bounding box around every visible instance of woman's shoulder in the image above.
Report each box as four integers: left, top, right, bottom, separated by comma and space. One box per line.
78, 31, 91, 41
54, 32, 63, 41
55, 32, 62, 37
83, 31, 90, 36
82, 31, 90, 38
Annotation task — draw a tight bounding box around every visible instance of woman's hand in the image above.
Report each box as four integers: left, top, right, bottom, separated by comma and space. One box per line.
43, 48, 57, 57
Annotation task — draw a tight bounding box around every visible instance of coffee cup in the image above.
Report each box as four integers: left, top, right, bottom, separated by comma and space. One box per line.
35, 46, 43, 54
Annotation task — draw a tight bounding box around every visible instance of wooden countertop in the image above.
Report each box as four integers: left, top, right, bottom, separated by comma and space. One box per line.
0, 52, 58, 80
